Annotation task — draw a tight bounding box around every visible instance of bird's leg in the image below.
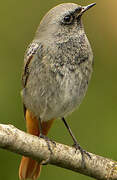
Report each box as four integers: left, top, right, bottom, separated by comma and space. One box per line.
61, 117, 91, 167
38, 117, 55, 165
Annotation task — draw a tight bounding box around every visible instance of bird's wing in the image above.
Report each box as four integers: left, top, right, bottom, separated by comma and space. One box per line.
22, 42, 40, 88
21, 42, 41, 117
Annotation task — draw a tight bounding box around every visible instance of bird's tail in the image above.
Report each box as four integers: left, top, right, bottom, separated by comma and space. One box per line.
19, 109, 54, 180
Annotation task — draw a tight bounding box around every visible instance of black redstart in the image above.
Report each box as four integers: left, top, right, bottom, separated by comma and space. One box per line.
19, 2, 96, 180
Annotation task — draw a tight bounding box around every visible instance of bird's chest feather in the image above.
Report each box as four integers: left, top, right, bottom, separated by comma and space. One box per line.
49, 62, 92, 117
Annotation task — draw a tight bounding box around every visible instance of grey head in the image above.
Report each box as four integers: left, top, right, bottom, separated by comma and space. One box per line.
34, 3, 96, 40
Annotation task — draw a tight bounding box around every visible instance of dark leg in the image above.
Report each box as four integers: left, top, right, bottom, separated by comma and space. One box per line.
39, 117, 56, 150
38, 117, 54, 165
62, 117, 91, 167
38, 117, 43, 134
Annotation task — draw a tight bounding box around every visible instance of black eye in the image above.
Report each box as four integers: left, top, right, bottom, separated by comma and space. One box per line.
63, 14, 73, 25
64, 15, 71, 22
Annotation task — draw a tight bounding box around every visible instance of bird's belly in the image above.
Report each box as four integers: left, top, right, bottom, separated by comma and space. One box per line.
22, 66, 92, 121
41, 72, 89, 121
57, 80, 88, 117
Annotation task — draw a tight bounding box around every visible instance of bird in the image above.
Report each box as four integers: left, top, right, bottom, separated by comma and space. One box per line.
19, 2, 96, 180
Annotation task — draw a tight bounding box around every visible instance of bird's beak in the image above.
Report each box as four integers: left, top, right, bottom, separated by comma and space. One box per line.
81, 3, 96, 15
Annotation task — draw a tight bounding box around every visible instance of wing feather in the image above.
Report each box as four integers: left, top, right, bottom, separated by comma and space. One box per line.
22, 42, 39, 87
21, 42, 40, 118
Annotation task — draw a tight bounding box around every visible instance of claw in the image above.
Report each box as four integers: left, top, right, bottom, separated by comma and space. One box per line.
39, 134, 56, 165
39, 134, 56, 147
73, 143, 91, 167
40, 156, 51, 165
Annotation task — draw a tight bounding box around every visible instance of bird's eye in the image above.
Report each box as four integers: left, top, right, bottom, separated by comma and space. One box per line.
63, 15, 74, 25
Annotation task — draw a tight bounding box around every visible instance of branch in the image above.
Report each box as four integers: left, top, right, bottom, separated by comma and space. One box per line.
0, 124, 117, 180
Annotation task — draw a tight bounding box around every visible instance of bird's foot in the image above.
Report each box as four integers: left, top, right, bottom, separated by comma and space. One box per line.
73, 142, 91, 168
39, 133, 56, 165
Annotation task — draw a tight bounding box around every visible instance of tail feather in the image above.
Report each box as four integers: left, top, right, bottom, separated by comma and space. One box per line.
19, 157, 41, 180
19, 109, 54, 180
32, 163, 41, 180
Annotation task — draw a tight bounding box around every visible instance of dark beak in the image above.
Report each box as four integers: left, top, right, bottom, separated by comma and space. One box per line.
81, 3, 96, 14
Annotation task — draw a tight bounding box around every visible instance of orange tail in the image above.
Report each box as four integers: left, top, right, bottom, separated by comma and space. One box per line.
19, 109, 54, 180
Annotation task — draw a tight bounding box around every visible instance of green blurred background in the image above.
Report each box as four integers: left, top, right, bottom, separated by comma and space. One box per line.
0, 0, 117, 179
